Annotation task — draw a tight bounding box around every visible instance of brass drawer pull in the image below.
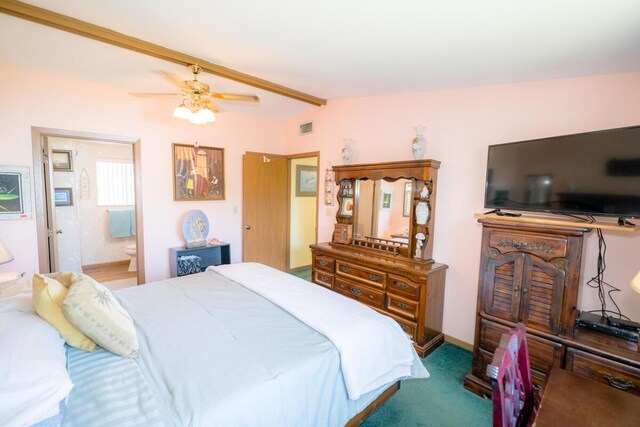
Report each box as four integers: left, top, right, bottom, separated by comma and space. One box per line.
349, 287, 362, 297
394, 281, 409, 290
396, 302, 410, 310
369, 273, 380, 281
319, 275, 329, 282
399, 324, 410, 332
319, 260, 329, 266
341, 266, 351, 273
604, 374, 637, 391
368, 294, 375, 299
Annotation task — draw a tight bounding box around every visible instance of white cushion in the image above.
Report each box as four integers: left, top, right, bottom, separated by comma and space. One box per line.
0, 309, 73, 427
62, 277, 139, 358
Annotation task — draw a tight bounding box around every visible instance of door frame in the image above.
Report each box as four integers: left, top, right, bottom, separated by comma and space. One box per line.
31, 126, 146, 284
285, 151, 320, 272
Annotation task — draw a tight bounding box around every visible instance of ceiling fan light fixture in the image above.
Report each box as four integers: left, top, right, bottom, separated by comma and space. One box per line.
173, 103, 191, 120
199, 107, 216, 123
188, 109, 209, 125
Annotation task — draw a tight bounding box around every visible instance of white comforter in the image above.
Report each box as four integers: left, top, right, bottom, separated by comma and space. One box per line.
210, 262, 429, 400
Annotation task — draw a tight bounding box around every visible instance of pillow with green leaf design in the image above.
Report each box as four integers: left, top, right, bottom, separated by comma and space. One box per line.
62, 276, 138, 358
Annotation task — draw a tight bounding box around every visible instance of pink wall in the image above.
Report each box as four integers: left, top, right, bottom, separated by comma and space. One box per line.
0, 62, 286, 282
285, 72, 640, 344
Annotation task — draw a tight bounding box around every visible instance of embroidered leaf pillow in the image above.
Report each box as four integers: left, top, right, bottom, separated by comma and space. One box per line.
62, 277, 138, 358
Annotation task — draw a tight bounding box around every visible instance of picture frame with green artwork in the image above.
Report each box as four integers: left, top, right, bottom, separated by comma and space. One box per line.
0, 165, 32, 220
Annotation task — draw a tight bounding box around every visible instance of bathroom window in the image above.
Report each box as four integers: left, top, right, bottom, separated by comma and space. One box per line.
96, 160, 135, 206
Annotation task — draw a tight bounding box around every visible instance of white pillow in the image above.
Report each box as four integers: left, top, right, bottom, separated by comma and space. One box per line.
0, 310, 73, 427
62, 277, 139, 358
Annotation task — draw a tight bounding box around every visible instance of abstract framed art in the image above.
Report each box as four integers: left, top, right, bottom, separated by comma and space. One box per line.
172, 143, 225, 201
0, 165, 32, 220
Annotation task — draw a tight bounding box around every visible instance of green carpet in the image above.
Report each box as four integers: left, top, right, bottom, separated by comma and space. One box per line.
360, 343, 492, 427
290, 267, 312, 282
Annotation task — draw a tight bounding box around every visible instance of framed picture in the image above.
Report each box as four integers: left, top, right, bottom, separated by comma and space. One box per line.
0, 165, 32, 220
339, 197, 354, 217
52, 150, 73, 172
173, 143, 225, 201
296, 165, 317, 197
403, 182, 412, 217
381, 191, 392, 211
54, 188, 73, 206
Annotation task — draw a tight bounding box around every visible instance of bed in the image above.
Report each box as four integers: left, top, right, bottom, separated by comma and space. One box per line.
1, 262, 429, 427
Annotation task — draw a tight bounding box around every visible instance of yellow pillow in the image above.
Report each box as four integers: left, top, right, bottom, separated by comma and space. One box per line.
32, 274, 96, 352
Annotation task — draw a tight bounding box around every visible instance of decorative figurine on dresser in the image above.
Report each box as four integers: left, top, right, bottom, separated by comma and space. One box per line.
310, 160, 448, 357
169, 210, 231, 277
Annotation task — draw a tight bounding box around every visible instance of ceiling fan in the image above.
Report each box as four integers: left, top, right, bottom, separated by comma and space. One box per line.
130, 64, 260, 124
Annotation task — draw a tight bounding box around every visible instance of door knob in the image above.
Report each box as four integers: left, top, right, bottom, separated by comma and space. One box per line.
245, 225, 251, 230
56, 229, 63, 234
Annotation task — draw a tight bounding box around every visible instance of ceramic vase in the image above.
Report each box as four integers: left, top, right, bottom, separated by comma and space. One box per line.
412, 126, 426, 160
342, 139, 353, 165
415, 202, 429, 225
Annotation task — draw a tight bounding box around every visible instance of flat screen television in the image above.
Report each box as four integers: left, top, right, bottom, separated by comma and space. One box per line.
484, 125, 640, 218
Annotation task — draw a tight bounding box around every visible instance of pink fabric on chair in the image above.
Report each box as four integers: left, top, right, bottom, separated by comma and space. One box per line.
486, 323, 535, 427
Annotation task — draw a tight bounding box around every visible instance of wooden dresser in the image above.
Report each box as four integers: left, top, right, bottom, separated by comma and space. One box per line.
464, 217, 640, 397
311, 242, 447, 357
311, 159, 448, 357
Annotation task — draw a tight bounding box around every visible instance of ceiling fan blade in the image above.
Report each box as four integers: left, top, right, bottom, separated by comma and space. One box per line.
157, 70, 186, 87
212, 93, 260, 102
129, 92, 183, 97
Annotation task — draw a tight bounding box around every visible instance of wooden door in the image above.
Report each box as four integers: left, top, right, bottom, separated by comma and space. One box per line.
520, 256, 566, 334
242, 153, 288, 270
483, 251, 525, 322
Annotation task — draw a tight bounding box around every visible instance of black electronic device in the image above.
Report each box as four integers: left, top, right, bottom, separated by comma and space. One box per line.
607, 316, 640, 332
576, 312, 638, 342
484, 125, 640, 219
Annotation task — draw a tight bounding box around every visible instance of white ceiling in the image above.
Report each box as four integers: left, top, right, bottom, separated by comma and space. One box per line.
2, 0, 640, 119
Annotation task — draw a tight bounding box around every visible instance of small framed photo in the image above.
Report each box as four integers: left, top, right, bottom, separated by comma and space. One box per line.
52, 150, 73, 172
54, 188, 73, 206
339, 197, 354, 217
295, 165, 317, 197
403, 182, 412, 217
381, 191, 392, 211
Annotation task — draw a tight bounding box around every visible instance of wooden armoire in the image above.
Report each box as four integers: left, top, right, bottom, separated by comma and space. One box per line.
464, 217, 640, 397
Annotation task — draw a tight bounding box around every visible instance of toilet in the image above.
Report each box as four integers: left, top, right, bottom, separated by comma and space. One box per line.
123, 243, 137, 272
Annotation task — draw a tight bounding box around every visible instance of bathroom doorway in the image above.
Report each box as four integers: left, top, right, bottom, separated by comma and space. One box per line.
32, 127, 145, 287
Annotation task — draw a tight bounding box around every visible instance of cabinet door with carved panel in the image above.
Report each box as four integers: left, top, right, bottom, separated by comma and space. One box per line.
520, 256, 566, 335
483, 251, 526, 322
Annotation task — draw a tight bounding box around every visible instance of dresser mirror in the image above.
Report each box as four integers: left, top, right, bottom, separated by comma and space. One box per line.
332, 160, 441, 263
355, 179, 411, 244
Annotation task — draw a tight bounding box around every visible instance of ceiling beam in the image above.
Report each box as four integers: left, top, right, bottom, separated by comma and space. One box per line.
0, 0, 327, 106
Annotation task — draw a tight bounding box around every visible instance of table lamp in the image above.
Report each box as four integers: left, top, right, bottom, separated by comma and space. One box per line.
0, 239, 13, 265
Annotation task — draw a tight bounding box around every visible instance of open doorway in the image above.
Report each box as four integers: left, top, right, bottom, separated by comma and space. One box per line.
31, 127, 145, 287
287, 153, 318, 281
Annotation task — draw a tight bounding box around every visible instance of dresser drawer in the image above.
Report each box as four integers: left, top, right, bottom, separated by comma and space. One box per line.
313, 270, 333, 289
314, 255, 335, 273
372, 307, 417, 342
387, 274, 421, 300
479, 319, 562, 373
386, 294, 419, 321
335, 261, 386, 289
334, 277, 385, 309
566, 348, 640, 397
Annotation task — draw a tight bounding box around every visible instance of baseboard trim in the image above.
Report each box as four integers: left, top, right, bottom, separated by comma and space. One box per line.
82, 260, 130, 270
444, 334, 473, 351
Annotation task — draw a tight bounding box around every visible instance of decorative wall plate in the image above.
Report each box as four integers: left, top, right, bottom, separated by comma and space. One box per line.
182, 210, 209, 244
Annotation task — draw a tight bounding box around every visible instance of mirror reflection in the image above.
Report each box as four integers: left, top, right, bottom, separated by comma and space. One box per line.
355, 179, 411, 243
